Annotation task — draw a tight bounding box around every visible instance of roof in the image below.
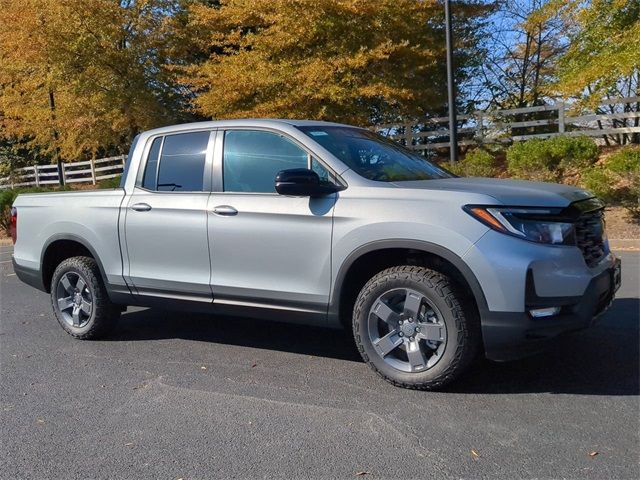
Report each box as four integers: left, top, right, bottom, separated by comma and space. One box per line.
141, 118, 355, 136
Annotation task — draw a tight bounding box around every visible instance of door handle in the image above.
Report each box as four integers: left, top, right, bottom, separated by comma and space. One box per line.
212, 205, 238, 216
131, 203, 152, 212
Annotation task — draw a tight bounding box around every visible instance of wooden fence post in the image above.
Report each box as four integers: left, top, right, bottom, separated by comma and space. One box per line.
558, 101, 565, 133
405, 124, 414, 149
33, 166, 40, 187
90, 158, 97, 185
60, 162, 66, 186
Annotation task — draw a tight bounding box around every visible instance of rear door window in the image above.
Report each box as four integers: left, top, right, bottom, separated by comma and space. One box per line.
156, 131, 210, 192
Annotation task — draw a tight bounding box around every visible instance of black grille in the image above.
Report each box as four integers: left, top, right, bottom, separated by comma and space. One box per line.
575, 210, 606, 267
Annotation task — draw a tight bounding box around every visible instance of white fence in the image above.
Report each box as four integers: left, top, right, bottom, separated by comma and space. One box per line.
376, 96, 640, 151
0, 155, 125, 190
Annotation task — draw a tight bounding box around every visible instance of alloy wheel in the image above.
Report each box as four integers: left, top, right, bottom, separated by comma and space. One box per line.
367, 288, 447, 373
56, 272, 93, 328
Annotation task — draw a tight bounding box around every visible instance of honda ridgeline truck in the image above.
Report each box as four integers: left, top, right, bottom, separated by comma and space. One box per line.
11, 119, 622, 389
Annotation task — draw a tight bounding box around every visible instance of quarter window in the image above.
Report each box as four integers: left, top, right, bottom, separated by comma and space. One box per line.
142, 137, 162, 190
223, 130, 309, 193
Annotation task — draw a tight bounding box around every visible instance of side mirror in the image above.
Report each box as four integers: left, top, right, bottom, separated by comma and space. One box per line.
275, 168, 342, 197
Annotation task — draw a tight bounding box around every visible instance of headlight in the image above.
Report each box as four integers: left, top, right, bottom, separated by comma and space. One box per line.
464, 206, 576, 245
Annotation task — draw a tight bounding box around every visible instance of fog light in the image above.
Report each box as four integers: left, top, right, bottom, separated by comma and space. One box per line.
529, 307, 561, 318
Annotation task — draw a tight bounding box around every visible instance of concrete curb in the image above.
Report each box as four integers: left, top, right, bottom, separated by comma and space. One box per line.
609, 239, 640, 251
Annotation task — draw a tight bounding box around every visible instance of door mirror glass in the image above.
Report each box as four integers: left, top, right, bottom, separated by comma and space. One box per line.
275, 168, 342, 197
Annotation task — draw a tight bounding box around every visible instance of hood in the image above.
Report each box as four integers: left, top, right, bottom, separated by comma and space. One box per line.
391, 177, 594, 208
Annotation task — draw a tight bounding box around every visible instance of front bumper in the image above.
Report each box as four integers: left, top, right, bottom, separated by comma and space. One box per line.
482, 257, 621, 361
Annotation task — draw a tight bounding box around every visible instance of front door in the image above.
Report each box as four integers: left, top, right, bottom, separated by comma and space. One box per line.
124, 130, 214, 301
208, 129, 337, 318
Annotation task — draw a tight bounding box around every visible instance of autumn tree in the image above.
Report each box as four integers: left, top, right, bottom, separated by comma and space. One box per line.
528, 0, 639, 143
182, 0, 490, 125
531, 0, 639, 102
0, 0, 189, 163
474, 0, 566, 109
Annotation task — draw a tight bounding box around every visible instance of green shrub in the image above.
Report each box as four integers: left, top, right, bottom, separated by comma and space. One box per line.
449, 148, 499, 177
0, 189, 18, 234
582, 146, 640, 219
606, 147, 640, 174
507, 136, 599, 182
97, 175, 122, 189
582, 168, 615, 201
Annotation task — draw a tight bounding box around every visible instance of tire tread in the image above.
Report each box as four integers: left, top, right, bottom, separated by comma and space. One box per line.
50, 256, 119, 340
353, 265, 479, 390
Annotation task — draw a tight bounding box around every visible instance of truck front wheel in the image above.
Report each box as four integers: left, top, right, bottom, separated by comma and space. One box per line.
50, 256, 119, 339
353, 265, 480, 390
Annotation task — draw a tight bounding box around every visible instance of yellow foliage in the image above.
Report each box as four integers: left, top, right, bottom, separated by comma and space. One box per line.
182, 0, 480, 125
530, 0, 640, 103
0, 0, 488, 158
0, 0, 181, 161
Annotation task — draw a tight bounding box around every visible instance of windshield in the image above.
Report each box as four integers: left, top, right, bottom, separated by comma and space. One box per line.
297, 126, 453, 182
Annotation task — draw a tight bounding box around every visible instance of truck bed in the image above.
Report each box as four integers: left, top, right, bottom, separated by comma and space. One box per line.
12, 189, 127, 287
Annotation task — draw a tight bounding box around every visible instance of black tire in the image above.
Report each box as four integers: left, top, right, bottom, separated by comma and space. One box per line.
50, 256, 119, 339
353, 265, 480, 390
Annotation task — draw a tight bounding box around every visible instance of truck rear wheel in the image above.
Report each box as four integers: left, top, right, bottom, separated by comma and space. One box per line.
353, 265, 480, 390
50, 256, 119, 339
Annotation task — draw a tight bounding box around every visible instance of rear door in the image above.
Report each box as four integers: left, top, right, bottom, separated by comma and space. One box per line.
124, 130, 214, 301
207, 128, 338, 320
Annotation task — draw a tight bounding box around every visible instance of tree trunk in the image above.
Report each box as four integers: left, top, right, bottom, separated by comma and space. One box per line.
48, 87, 64, 186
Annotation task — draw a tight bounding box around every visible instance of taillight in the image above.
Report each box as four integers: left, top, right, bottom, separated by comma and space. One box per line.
10, 207, 17, 244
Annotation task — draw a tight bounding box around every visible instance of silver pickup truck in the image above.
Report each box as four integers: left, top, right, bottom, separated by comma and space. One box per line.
11, 119, 622, 389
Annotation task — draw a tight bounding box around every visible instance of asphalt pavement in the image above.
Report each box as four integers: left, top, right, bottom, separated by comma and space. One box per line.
1, 245, 638, 479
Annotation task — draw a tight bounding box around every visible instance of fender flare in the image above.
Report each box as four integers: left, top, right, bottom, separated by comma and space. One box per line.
40, 233, 110, 292
329, 239, 489, 321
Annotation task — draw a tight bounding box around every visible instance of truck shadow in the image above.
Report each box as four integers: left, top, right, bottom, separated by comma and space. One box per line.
110, 297, 639, 396
449, 297, 639, 396
111, 308, 362, 362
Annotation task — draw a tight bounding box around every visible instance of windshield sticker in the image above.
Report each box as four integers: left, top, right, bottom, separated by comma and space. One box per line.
308, 131, 329, 136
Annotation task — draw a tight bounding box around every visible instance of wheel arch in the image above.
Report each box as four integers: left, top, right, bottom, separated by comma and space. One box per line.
41, 234, 109, 293
329, 240, 489, 328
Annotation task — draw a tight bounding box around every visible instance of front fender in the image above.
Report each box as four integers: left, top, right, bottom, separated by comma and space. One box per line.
329, 235, 490, 326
